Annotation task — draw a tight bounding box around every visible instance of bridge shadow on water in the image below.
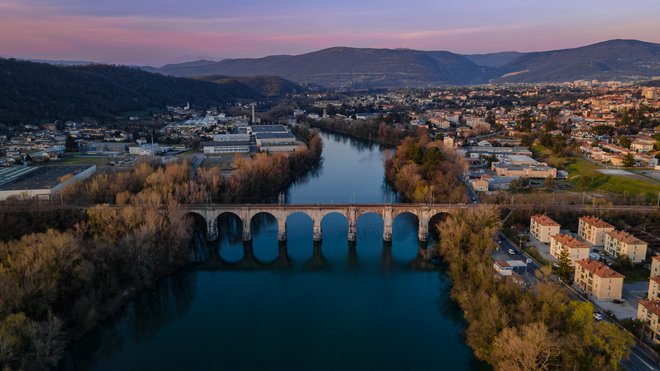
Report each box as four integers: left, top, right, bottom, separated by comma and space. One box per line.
193, 238, 439, 273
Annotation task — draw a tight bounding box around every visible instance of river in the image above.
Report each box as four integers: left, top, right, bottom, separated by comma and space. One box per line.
62, 131, 478, 370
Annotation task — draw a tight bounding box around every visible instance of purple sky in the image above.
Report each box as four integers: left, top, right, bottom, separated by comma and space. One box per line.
1, 0, 659, 66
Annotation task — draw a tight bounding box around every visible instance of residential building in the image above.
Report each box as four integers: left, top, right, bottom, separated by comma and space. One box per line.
653, 256, 660, 277
578, 216, 615, 245
530, 214, 561, 243
638, 300, 660, 343
603, 230, 648, 263
574, 260, 624, 300
470, 178, 489, 193
550, 234, 590, 265
649, 278, 660, 301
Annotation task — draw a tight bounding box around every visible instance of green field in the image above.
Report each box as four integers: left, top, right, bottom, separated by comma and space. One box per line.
532, 145, 660, 201
55, 155, 112, 166
565, 158, 660, 199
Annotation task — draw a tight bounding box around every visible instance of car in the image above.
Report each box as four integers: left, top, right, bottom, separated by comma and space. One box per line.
612, 299, 623, 304
526, 258, 533, 264
508, 249, 516, 255
593, 313, 604, 321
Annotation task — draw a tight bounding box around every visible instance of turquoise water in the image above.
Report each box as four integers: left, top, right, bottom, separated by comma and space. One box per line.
62, 132, 477, 370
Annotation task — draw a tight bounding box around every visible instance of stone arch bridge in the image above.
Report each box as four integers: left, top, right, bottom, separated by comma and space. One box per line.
183, 203, 476, 243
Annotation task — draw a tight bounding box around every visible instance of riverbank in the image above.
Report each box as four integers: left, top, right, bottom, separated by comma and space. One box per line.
435, 206, 634, 369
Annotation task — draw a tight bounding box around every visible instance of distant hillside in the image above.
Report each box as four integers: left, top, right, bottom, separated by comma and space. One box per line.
155, 40, 660, 88
194, 75, 306, 97
492, 39, 660, 83
463, 52, 523, 67
0, 59, 262, 124
158, 47, 490, 89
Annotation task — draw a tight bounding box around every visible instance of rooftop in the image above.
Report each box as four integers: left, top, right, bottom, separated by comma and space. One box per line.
605, 230, 647, 245
576, 260, 624, 279
0, 165, 95, 191
255, 132, 296, 139
531, 214, 560, 227
250, 125, 289, 133
580, 215, 614, 229
552, 234, 590, 249
639, 300, 660, 317
202, 140, 253, 147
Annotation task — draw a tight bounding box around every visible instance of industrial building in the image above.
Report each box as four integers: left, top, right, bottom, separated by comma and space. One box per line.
0, 165, 96, 201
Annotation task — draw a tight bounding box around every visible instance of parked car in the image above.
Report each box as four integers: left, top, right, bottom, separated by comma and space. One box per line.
508, 249, 516, 255
593, 313, 604, 321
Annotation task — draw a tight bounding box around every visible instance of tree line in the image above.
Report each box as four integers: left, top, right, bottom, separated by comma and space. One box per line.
306, 117, 412, 146
436, 206, 634, 370
384, 135, 467, 203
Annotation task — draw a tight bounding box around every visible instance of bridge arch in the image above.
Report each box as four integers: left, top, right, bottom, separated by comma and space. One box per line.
426, 211, 452, 243
319, 212, 349, 252
250, 212, 279, 262
285, 211, 315, 260
356, 211, 385, 242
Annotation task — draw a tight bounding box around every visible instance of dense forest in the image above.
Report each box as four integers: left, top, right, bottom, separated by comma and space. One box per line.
0, 59, 262, 124
385, 136, 467, 203
437, 206, 633, 370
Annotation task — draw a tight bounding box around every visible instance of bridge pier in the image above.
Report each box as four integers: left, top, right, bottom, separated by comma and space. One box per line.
383, 210, 393, 242
418, 221, 428, 242
313, 220, 322, 242
242, 219, 251, 241
348, 223, 357, 242
277, 219, 287, 242
206, 218, 218, 242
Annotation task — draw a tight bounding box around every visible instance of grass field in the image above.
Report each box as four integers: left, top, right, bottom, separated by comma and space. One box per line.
532, 145, 660, 201
565, 158, 660, 199
55, 155, 112, 166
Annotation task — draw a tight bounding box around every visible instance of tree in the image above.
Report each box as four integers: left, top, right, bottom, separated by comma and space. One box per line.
618, 136, 632, 149
492, 322, 560, 370
623, 153, 636, 168
509, 178, 526, 192
544, 176, 555, 190
614, 254, 633, 270
556, 249, 573, 283
64, 135, 78, 152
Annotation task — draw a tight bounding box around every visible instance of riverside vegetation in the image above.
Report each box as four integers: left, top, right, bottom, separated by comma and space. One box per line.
0, 132, 322, 369
437, 206, 634, 370
385, 136, 467, 203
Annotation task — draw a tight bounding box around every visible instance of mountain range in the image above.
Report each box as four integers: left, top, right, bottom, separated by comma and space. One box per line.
153, 39, 660, 89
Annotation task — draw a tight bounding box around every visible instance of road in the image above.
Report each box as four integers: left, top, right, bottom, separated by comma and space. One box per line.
622, 346, 660, 371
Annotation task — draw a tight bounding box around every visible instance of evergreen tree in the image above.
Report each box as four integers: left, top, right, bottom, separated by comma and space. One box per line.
556, 249, 573, 283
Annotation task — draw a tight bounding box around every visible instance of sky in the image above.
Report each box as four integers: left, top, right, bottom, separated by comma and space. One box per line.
1, 0, 659, 66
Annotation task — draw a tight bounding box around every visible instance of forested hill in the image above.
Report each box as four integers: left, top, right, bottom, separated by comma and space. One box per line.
0, 58, 262, 125
194, 74, 306, 97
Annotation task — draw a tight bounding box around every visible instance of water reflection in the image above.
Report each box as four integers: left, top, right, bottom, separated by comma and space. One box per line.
62, 131, 476, 370
62, 271, 197, 370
